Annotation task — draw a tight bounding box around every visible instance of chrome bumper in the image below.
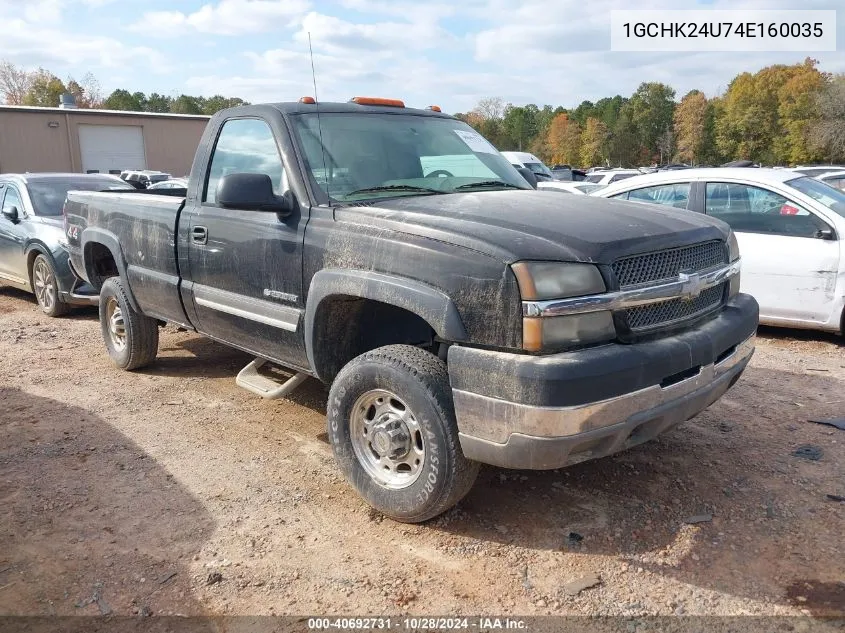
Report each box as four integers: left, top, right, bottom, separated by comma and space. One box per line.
453, 335, 755, 470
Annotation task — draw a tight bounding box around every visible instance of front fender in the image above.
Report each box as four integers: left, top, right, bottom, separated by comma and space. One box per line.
304, 269, 468, 373
23, 240, 75, 292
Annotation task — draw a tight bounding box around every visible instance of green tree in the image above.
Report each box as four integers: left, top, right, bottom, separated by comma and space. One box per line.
145, 92, 171, 112
627, 82, 676, 163
22, 69, 66, 107
608, 106, 639, 167
103, 89, 143, 111
200, 95, 248, 115
170, 94, 203, 114
502, 104, 537, 150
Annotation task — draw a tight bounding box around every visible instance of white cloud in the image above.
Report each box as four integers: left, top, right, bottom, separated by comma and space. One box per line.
130, 0, 310, 37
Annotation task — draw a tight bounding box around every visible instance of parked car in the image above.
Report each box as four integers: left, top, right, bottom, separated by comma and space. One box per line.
538, 181, 605, 195
148, 177, 188, 190
814, 170, 845, 192
63, 98, 757, 522
0, 173, 133, 315
594, 168, 845, 334
583, 168, 642, 185
500, 151, 554, 181
120, 170, 172, 189
792, 165, 845, 178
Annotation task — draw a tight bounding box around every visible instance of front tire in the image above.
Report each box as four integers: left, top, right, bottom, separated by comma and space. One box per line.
99, 277, 159, 370
31, 254, 69, 317
328, 344, 479, 523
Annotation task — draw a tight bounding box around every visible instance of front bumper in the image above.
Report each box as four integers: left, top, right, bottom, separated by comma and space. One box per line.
448, 293, 758, 469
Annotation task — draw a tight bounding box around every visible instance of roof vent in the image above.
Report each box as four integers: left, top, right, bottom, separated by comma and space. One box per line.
58, 93, 77, 109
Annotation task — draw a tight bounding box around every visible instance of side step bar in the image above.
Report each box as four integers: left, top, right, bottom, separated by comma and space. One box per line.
236, 358, 308, 399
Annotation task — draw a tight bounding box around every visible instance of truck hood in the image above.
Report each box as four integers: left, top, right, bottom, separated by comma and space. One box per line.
336, 190, 730, 264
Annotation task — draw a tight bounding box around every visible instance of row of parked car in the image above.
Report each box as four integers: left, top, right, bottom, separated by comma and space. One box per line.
1, 161, 843, 338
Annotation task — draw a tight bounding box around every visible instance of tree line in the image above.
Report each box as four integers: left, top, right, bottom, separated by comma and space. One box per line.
454, 58, 845, 168
0, 61, 248, 115
2, 58, 843, 165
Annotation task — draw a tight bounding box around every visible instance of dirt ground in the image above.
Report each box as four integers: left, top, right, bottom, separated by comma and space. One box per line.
1, 286, 843, 624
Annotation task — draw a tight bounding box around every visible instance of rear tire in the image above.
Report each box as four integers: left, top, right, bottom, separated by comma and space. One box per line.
99, 277, 158, 370
328, 344, 479, 523
31, 254, 70, 317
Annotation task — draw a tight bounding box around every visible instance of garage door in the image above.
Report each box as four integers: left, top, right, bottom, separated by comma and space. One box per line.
78, 124, 146, 174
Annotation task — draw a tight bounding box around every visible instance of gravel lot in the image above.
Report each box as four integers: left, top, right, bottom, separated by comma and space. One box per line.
1, 286, 843, 625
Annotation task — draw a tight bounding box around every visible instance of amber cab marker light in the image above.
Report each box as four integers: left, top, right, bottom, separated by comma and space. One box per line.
427, 105, 442, 112
350, 96, 405, 107
299, 96, 316, 104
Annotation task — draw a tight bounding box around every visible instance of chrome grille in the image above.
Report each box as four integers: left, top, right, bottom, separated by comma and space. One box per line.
625, 283, 726, 331
612, 241, 727, 288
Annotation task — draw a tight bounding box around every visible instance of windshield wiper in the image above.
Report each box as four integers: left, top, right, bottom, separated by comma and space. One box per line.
454, 181, 526, 191
344, 185, 445, 197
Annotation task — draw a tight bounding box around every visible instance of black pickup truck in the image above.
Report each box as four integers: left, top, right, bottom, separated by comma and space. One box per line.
64, 97, 758, 522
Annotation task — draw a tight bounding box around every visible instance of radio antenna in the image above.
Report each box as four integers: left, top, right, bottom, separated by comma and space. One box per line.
308, 32, 331, 204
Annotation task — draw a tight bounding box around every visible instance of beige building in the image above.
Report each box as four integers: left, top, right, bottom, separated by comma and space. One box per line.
0, 105, 210, 176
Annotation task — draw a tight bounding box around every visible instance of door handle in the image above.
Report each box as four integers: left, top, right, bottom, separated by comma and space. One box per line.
192, 225, 208, 245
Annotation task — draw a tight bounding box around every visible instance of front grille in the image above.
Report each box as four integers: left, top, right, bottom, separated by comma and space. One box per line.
612, 241, 727, 288
624, 283, 726, 332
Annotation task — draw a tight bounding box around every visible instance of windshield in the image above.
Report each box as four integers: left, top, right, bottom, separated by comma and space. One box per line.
291, 112, 531, 202
584, 174, 605, 183
148, 174, 170, 183
787, 176, 845, 219
28, 177, 133, 216
523, 162, 552, 177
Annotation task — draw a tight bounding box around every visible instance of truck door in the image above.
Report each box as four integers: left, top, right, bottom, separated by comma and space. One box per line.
182, 117, 310, 370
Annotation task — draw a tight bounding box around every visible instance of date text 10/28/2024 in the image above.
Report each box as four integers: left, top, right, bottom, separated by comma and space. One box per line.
308, 617, 528, 630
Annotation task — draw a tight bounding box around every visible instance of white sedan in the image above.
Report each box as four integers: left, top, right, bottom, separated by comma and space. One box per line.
594, 168, 845, 334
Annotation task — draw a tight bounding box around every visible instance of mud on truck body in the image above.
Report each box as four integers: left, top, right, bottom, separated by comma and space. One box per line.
63, 97, 758, 522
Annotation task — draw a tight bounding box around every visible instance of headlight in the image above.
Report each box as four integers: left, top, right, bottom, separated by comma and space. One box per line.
511, 261, 605, 300
512, 261, 613, 352
523, 312, 615, 353
728, 231, 740, 262
727, 232, 741, 297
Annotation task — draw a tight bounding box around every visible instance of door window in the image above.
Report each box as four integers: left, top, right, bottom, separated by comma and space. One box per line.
204, 118, 285, 204
824, 176, 845, 191
3, 186, 23, 216
627, 182, 691, 209
704, 182, 829, 238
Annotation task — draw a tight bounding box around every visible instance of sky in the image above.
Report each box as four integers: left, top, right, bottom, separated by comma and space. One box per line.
1, 0, 842, 113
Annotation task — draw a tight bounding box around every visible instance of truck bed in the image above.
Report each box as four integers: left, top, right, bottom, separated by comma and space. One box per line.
64, 190, 188, 325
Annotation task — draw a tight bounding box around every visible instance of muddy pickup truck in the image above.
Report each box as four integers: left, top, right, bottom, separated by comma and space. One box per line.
63, 97, 758, 522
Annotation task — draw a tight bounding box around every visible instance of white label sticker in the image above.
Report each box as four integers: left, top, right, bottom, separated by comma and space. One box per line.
454, 129, 497, 154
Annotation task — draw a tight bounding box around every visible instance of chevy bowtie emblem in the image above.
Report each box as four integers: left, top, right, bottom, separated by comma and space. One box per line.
678, 271, 703, 301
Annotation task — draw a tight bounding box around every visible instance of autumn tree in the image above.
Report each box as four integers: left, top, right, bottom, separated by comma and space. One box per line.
0, 61, 34, 105
546, 113, 581, 166
775, 60, 827, 164
809, 74, 845, 161
580, 117, 609, 167
22, 69, 67, 107
472, 96, 505, 121
674, 90, 710, 164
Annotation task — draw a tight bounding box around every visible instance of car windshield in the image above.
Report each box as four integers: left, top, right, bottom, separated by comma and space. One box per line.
291, 112, 531, 202
584, 174, 605, 183
28, 177, 133, 216
148, 174, 170, 183
787, 176, 845, 218
523, 162, 552, 177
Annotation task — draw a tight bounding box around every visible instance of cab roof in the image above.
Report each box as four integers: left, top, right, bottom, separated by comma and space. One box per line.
218, 101, 455, 118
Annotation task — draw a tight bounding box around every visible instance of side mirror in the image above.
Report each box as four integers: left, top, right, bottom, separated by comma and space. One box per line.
815, 227, 836, 240
2, 205, 19, 222
216, 173, 292, 215
515, 167, 538, 189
